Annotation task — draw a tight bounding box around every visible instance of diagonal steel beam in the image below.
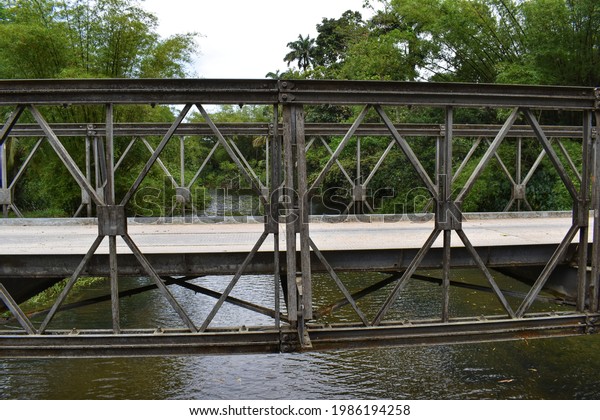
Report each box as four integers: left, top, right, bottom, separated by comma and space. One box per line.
170, 279, 283, 320
8, 137, 44, 190
523, 108, 579, 201
199, 231, 269, 332
140, 137, 179, 188
0, 105, 25, 146
310, 105, 370, 194
556, 139, 582, 184
363, 140, 395, 188
0, 283, 36, 335
491, 145, 517, 185
522, 148, 547, 186
309, 238, 370, 326
121, 104, 192, 206
452, 137, 482, 184
197, 105, 266, 201
39, 235, 106, 334
319, 137, 355, 187
229, 138, 266, 191
28, 105, 105, 206
374, 105, 438, 197
315, 272, 404, 319
187, 142, 219, 189
456, 107, 520, 204
455, 229, 516, 318
373, 229, 442, 325
122, 233, 198, 332
516, 224, 580, 317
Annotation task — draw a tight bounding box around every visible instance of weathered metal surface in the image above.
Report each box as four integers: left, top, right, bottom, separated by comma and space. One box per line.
0, 78, 598, 356
3, 122, 589, 138
278, 80, 596, 109
0, 314, 594, 358
307, 313, 596, 351
0, 79, 279, 105
0, 243, 583, 278
0, 78, 594, 108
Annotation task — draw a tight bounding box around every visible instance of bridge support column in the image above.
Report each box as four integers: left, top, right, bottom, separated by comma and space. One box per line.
1, 140, 8, 218
575, 111, 592, 312
437, 107, 461, 322
591, 107, 600, 312
267, 106, 282, 331
283, 103, 312, 334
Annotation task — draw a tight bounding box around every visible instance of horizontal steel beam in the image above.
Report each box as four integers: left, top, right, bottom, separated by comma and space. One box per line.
5, 123, 588, 139
307, 313, 597, 351
0, 328, 284, 358
0, 79, 596, 109
0, 243, 582, 278
0, 313, 595, 357
279, 80, 597, 110
0, 79, 279, 105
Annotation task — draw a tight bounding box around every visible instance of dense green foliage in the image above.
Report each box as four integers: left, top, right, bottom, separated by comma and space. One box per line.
0, 0, 199, 216
1, 0, 596, 216
280, 0, 600, 86
0, 0, 197, 79
276, 0, 597, 214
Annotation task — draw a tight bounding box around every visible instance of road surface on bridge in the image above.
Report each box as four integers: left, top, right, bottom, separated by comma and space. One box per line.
0, 214, 586, 278
0, 214, 581, 254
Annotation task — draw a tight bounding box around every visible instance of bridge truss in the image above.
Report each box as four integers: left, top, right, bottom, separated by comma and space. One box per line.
0, 79, 599, 357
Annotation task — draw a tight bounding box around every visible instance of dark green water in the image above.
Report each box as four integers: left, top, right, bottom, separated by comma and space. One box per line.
1, 271, 599, 399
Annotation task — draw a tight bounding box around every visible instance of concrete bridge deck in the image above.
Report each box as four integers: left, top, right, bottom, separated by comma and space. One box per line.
0, 214, 584, 279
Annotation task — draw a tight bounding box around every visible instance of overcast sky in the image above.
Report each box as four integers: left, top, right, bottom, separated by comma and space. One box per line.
142, 0, 373, 79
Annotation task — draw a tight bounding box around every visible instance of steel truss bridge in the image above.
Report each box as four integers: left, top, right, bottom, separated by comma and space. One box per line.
0, 79, 599, 357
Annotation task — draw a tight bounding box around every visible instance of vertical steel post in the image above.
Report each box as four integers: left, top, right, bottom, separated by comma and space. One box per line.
85, 136, 93, 217
282, 103, 312, 325
295, 105, 312, 321
1, 140, 7, 217
180, 136, 185, 188
516, 137, 522, 212
576, 111, 591, 311
93, 136, 102, 199
441, 107, 453, 322
283, 104, 298, 324
591, 109, 600, 312
106, 103, 120, 333
270, 104, 282, 330
355, 137, 362, 214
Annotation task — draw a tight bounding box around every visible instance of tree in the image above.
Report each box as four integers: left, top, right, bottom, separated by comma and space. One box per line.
510, 0, 600, 86
313, 10, 366, 69
0, 0, 198, 79
0, 0, 200, 216
362, 0, 600, 86
284, 34, 316, 71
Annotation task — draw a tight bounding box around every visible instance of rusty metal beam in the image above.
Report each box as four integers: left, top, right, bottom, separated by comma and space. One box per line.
0, 242, 584, 279
3, 122, 589, 139
0, 79, 279, 105
0, 313, 596, 358
0, 79, 594, 109
279, 79, 596, 109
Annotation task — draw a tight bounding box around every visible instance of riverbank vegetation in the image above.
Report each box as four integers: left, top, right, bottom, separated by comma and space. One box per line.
0, 0, 598, 216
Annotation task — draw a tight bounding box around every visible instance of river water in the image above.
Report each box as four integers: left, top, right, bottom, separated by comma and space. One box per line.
1, 270, 600, 400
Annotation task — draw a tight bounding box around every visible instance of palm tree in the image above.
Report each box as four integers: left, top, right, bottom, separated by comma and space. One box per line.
265, 70, 282, 79
284, 34, 316, 71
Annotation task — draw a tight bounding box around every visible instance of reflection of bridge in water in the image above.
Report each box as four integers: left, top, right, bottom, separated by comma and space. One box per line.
0, 79, 599, 357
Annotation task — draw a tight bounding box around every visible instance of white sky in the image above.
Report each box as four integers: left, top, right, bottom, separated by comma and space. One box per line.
142, 0, 373, 79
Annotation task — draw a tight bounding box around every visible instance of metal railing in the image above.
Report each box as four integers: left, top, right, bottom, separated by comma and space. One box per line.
0, 79, 598, 356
